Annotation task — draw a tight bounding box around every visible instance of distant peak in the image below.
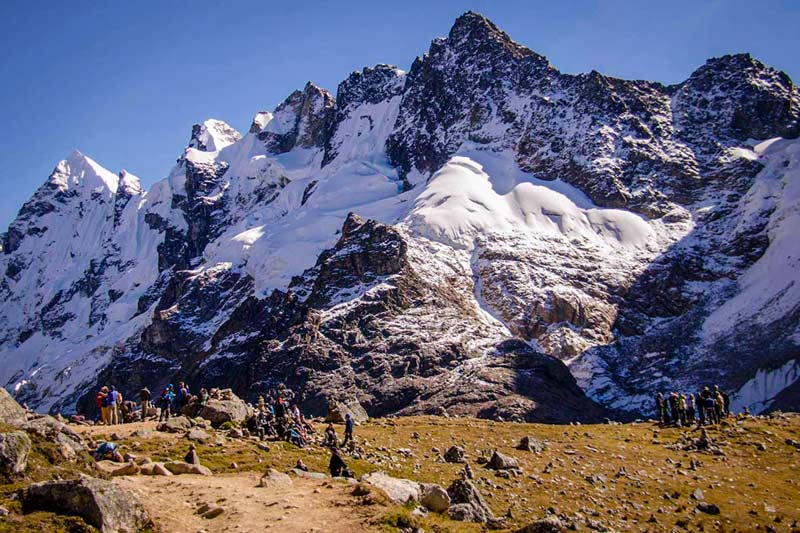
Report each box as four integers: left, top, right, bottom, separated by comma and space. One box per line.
445, 11, 543, 62
189, 119, 241, 152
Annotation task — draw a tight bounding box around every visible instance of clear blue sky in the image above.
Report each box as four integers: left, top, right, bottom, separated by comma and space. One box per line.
1, 0, 798, 229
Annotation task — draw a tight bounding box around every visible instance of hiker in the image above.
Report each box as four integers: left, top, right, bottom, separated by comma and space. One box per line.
656, 392, 665, 425
287, 423, 306, 448
257, 395, 266, 412
139, 387, 151, 421
106, 386, 120, 425
96, 387, 109, 425
198, 388, 209, 407
291, 404, 302, 424
295, 459, 309, 472
328, 448, 354, 478
324, 423, 338, 447
299, 412, 315, 434
177, 382, 190, 414
341, 412, 355, 448
678, 393, 687, 426
185, 444, 199, 465
256, 409, 274, 440
721, 389, 731, 416
93, 441, 124, 462
698, 390, 707, 425
686, 393, 696, 424
714, 387, 725, 422
159, 385, 175, 422
274, 397, 286, 421
703, 389, 717, 425
668, 393, 679, 426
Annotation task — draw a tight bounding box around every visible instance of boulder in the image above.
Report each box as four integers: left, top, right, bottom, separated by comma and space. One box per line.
290, 469, 328, 480
156, 416, 192, 433
0, 388, 27, 425
21, 477, 152, 532
488, 450, 519, 470
259, 468, 293, 487
164, 461, 212, 476
131, 429, 151, 438
444, 445, 466, 463
517, 436, 547, 453
517, 517, 567, 533
226, 428, 244, 438
420, 483, 450, 513
697, 502, 721, 515
0, 431, 31, 475
140, 462, 172, 476
186, 428, 211, 443
325, 400, 368, 424
447, 478, 494, 523
21, 416, 86, 457
95, 460, 140, 477
360, 471, 421, 504
196, 391, 250, 427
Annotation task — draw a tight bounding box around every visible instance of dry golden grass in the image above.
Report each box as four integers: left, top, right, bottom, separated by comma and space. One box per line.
2, 413, 799, 532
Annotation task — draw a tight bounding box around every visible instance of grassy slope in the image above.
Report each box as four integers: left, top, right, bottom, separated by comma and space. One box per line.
1, 414, 799, 532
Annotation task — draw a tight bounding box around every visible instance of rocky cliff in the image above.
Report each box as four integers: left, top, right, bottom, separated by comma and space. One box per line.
1, 12, 798, 418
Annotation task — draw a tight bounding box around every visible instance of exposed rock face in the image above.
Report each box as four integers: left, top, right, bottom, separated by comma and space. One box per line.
326, 400, 369, 424
258, 82, 335, 154
0, 388, 27, 425
21, 477, 152, 532
0, 431, 31, 475
1, 12, 799, 420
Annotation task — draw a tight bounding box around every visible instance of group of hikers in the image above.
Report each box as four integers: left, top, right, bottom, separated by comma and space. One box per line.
655, 385, 733, 427
92, 382, 358, 477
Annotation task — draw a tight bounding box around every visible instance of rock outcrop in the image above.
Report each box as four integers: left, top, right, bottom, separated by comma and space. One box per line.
21, 477, 152, 532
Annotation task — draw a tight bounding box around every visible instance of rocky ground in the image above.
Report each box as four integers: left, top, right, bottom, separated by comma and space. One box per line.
0, 394, 798, 532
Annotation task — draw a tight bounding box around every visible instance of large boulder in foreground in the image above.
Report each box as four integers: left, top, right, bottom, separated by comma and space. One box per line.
0, 431, 31, 475
195, 389, 250, 427
325, 400, 368, 424
21, 477, 152, 532
0, 388, 27, 425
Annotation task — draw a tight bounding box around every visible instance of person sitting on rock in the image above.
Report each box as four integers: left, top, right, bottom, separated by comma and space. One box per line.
185, 444, 199, 465
295, 459, 309, 472
329, 448, 354, 478
324, 423, 338, 447
287, 423, 306, 448
93, 441, 124, 462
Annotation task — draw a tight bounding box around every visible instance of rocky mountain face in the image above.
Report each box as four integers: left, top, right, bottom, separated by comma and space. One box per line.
1, 12, 798, 419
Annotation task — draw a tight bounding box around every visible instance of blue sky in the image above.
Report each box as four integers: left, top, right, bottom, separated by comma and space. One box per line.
0, 0, 798, 229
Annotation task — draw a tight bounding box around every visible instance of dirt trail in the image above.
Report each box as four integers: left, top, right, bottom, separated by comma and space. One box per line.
76, 422, 383, 532
116, 472, 381, 533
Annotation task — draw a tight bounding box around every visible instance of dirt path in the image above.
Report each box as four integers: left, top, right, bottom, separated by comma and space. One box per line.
116, 472, 382, 533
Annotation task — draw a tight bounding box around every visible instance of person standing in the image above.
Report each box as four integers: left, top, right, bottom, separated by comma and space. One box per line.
96, 387, 109, 425
139, 387, 151, 421
107, 386, 120, 425
341, 412, 354, 448
159, 386, 174, 422
686, 393, 696, 424
656, 393, 665, 425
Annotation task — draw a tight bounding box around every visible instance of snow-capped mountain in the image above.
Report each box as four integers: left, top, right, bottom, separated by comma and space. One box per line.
1, 12, 798, 419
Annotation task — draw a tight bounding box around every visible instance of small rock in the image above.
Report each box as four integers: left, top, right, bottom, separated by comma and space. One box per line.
488, 451, 519, 470
444, 445, 466, 463
697, 502, 721, 515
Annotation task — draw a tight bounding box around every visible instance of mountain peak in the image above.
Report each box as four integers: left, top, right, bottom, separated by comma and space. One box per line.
189, 119, 241, 152
447, 11, 535, 60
